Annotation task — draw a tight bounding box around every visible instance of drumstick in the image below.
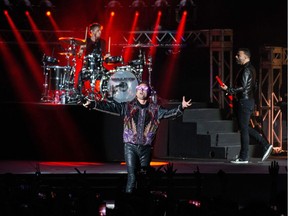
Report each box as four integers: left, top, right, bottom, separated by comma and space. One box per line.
108, 36, 111, 54
84, 26, 88, 41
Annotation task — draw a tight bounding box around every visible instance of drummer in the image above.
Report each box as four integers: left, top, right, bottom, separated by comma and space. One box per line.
77, 22, 110, 95
78, 22, 110, 60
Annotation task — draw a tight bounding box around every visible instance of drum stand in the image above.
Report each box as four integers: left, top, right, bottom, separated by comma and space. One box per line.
88, 61, 105, 101
40, 62, 53, 103
135, 49, 144, 82
61, 43, 81, 104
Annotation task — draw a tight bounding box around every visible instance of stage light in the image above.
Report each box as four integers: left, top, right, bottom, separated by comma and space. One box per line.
39, 0, 55, 11
15, 0, 33, 14
130, 0, 147, 8
153, 0, 169, 15
41, 0, 53, 7
105, 0, 123, 15
3, 0, 12, 10
154, 0, 169, 8
1, 0, 17, 12
105, 0, 122, 9
23, 0, 32, 8
178, 0, 196, 13
176, 0, 197, 24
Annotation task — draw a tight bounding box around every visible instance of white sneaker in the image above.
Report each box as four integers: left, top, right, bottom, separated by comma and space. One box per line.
262, 145, 273, 161
230, 158, 249, 164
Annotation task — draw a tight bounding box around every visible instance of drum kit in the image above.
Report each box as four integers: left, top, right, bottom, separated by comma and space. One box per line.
40, 37, 154, 104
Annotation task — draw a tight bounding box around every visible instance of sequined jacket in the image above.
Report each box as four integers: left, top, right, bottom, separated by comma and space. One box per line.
90, 99, 184, 145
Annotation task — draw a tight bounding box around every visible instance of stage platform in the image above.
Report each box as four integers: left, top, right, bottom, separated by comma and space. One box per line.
0, 157, 286, 208
0, 157, 287, 175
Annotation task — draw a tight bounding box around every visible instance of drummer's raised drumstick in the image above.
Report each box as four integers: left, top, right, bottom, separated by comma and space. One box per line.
84, 26, 88, 41
108, 36, 111, 53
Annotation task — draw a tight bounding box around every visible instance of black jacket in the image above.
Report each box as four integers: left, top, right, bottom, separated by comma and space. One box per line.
227, 61, 256, 100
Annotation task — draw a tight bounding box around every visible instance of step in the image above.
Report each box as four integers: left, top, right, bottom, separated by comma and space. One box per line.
210, 132, 241, 147
168, 135, 211, 159
165, 101, 210, 109
195, 120, 234, 134
183, 108, 222, 122
208, 146, 241, 159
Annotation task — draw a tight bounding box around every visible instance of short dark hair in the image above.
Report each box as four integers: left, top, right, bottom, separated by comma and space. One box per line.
89, 22, 102, 31
238, 48, 251, 58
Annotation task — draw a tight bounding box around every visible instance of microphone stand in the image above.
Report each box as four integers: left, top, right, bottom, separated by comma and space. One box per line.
41, 59, 53, 102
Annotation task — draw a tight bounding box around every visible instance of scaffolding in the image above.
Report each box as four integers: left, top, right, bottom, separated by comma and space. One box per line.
259, 46, 286, 151
208, 29, 233, 110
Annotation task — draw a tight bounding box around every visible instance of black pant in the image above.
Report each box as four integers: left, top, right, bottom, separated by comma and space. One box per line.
235, 98, 270, 159
124, 143, 152, 193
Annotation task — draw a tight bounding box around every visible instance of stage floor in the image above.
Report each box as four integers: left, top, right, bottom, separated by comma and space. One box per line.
0, 157, 287, 215
0, 156, 286, 175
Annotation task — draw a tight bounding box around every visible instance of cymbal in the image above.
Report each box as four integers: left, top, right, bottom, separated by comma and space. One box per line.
58, 37, 86, 45
123, 43, 155, 48
58, 52, 73, 56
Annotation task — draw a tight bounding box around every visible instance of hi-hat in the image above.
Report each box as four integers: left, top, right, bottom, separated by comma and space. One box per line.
58, 37, 86, 45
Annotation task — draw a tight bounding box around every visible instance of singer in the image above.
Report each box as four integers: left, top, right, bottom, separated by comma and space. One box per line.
82, 81, 192, 194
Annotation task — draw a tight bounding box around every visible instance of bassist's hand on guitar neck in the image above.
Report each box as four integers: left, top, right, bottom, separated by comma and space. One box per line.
215, 76, 228, 90
220, 84, 228, 91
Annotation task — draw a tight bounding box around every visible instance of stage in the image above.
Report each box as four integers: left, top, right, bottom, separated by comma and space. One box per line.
0, 157, 287, 175
0, 157, 286, 207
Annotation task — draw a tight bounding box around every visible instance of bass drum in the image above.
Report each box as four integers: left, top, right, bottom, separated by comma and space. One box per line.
107, 66, 138, 103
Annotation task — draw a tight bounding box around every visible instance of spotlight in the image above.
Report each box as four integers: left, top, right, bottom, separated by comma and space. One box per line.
176, 0, 197, 24
153, 0, 169, 14
23, 0, 32, 8
17, 0, 33, 14
105, 0, 123, 9
39, 0, 55, 11
3, 0, 12, 10
105, 0, 123, 15
154, 0, 169, 8
41, 0, 53, 7
130, 0, 147, 8
178, 0, 196, 13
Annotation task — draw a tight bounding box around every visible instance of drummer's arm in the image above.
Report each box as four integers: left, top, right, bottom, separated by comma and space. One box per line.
103, 52, 111, 60
78, 45, 86, 58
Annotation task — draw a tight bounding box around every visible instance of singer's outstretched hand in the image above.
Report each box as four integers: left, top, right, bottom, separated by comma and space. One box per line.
182, 96, 192, 109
